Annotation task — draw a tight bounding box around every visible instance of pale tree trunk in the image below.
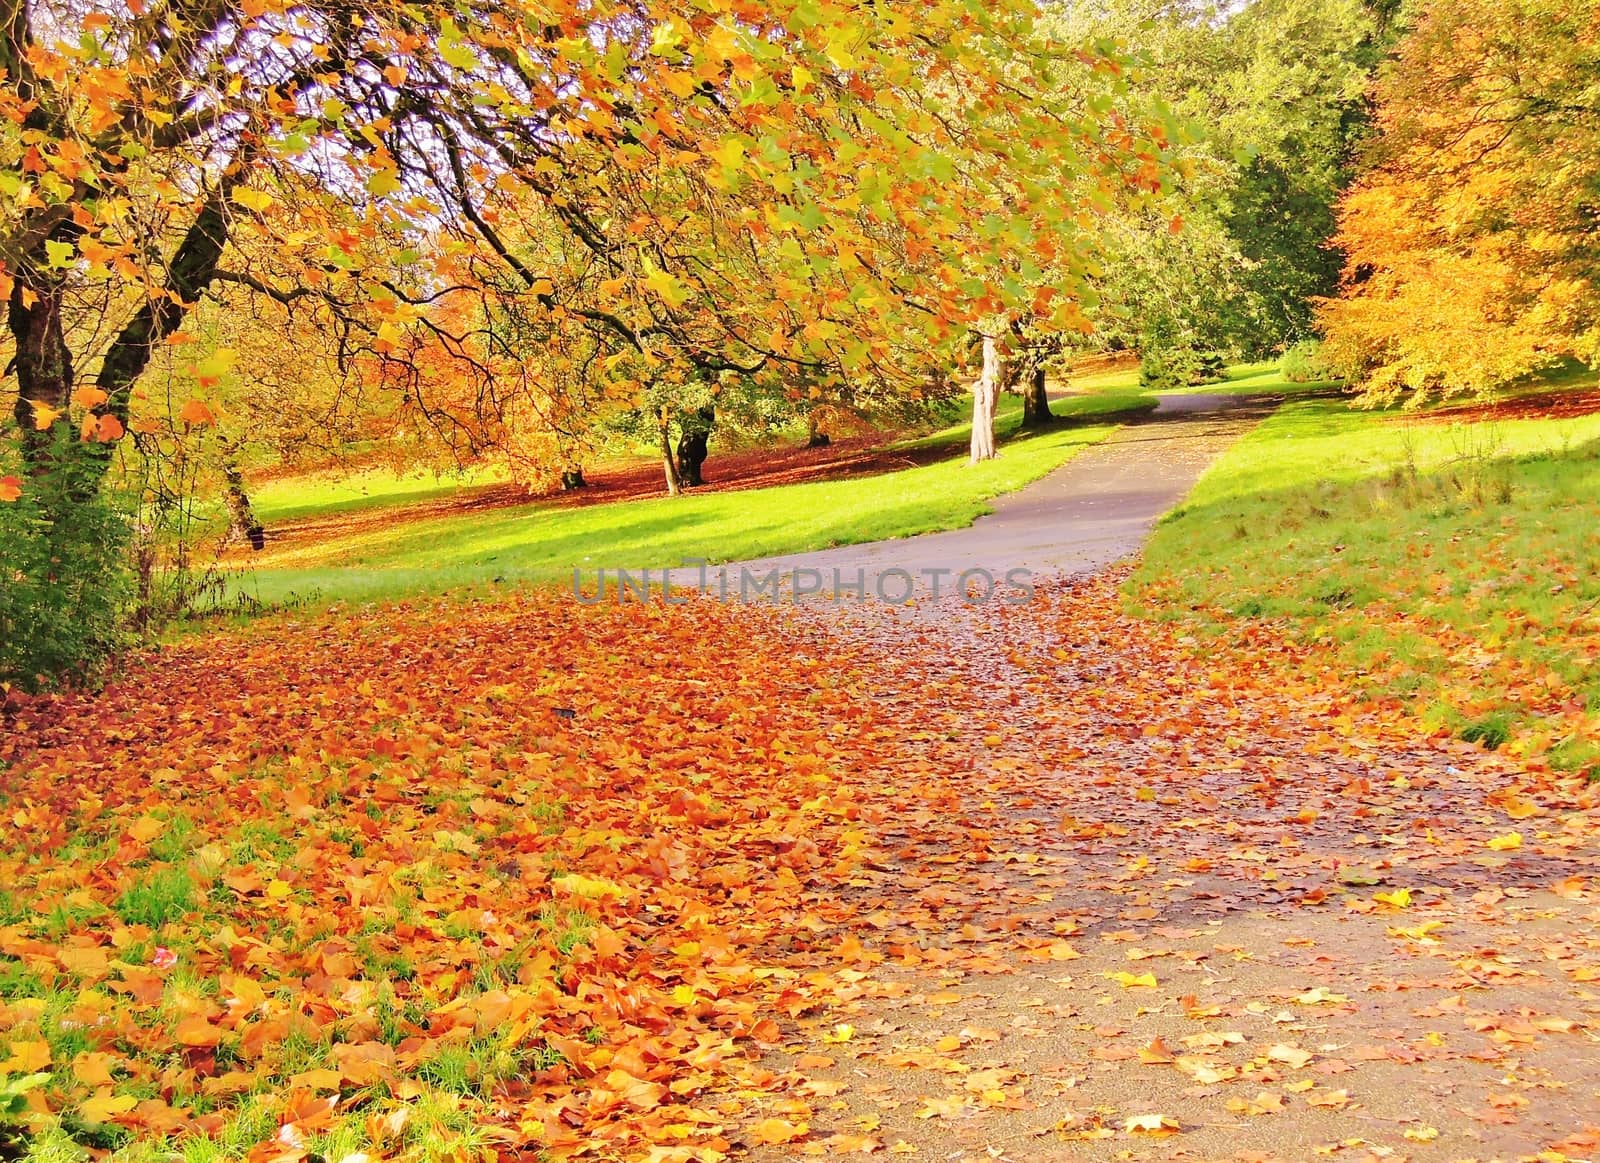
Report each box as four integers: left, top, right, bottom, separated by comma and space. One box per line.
659, 409, 682, 496
969, 334, 1001, 463
220, 452, 265, 550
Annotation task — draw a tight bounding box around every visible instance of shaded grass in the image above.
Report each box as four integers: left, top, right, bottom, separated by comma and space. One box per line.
228, 389, 1147, 609
1131, 384, 1600, 774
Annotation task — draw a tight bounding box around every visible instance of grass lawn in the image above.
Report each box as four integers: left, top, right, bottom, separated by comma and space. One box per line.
1164, 362, 1346, 397
229, 388, 1150, 609
1131, 375, 1600, 775
252, 463, 510, 525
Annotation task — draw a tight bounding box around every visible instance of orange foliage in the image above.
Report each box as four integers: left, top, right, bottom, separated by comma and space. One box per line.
1319, 0, 1600, 399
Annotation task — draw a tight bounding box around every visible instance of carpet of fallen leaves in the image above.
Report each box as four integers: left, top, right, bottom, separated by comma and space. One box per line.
2, 573, 1598, 1162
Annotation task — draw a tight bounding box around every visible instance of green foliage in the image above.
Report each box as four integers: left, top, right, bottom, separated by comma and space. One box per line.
1139, 346, 1224, 390
2, 1071, 50, 1156
1053, 0, 1386, 356
0, 443, 131, 690
1280, 340, 1335, 384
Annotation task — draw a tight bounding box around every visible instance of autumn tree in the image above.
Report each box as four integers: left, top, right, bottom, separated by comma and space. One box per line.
1319, 0, 1600, 399
0, 0, 1182, 680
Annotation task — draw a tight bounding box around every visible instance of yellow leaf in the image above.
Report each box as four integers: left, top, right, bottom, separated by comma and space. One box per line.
28, 400, 62, 429
1373, 888, 1411, 909
233, 187, 274, 212
642, 261, 689, 309
127, 815, 165, 843
1403, 1125, 1439, 1142
79, 1091, 137, 1124
602, 1068, 664, 1110
1044, 940, 1079, 961
709, 137, 745, 171
72, 1052, 117, 1087
553, 873, 628, 899
1293, 986, 1347, 1005
1, 1039, 52, 1072
1103, 971, 1157, 988
1387, 920, 1445, 942
1123, 1113, 1180, 1134
1487, 831, 1522, 851
1138, 1037, 1175, 1064
174, 1016, 222, 1047
365, 169, 399, 197
1501, 795, 1541, 820
1267, 1043, 1313, 1069
289, 1068, 345, 1091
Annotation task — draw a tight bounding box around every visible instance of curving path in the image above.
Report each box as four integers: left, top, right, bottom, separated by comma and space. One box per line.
671, 392, 1267, 601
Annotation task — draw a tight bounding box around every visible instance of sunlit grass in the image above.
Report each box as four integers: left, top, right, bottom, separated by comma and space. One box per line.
1132, 374, 1600, 773
228, 388, 1148, 608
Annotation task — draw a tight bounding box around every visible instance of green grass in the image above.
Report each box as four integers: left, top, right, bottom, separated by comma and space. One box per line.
113, 867, 198, 929
1131, 380, 1600, 772
1164, 363, 1347, 397
251, 462, 509, 524
227, 389, 1146, 608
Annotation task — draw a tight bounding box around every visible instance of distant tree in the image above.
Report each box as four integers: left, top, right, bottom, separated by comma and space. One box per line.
1319, 0, 1600, 399
1050, 0, 1383, 369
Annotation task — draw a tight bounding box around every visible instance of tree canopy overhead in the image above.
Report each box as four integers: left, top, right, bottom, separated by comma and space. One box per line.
1, 0, 1186, 500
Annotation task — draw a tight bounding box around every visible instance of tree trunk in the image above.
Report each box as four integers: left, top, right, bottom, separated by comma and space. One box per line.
220, 452, 265, 550
1019, 365, 1055, 429
8, 169, 242, 501
675, 405, 714, 487
969, 334, 1001, 463
805, 412, 830, 448
659, 410, 682, 497
9, 276, 75, 474
560, 466, 587, 490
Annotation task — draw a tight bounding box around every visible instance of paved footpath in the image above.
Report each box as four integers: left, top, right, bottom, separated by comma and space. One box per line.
721, 389, 1600, 1162
671, 393, 1266, 600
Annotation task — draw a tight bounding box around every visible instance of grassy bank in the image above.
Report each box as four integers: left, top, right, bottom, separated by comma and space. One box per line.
1131, 381, 1600, 776
229, 389, 1151, 609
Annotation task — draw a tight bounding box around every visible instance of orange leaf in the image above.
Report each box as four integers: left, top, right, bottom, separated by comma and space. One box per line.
748, 1117, 808, 1145
173, 1016, 222, 1048
178, 398, 215, 426
28, 400, 62, 429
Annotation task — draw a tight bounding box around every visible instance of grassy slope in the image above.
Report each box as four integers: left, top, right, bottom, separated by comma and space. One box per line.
232, 388, 1153, 608
252, 463, 510, 525
1132, 377, 1600, 774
